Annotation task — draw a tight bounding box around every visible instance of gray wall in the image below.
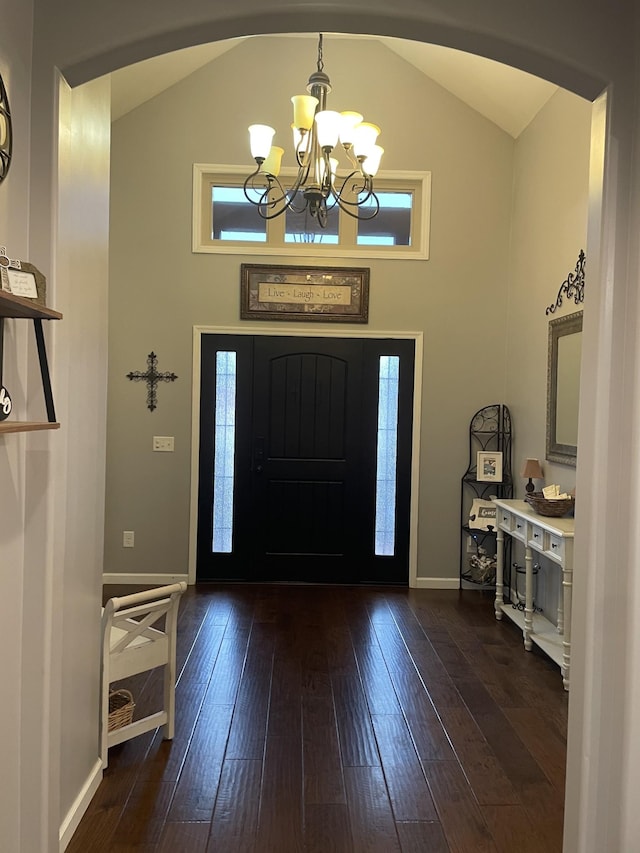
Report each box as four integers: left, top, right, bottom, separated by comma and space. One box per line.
506, 87, 591, 616
106, 35, 516, 583
507, 87, 591, 489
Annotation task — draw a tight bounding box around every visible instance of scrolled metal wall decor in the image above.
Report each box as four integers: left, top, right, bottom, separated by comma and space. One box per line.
546, 249, 585, 315
0, 72, 12, 184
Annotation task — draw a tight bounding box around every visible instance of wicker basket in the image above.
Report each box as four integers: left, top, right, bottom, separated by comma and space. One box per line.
524, 491, 575, 518
108, 689, 135, 732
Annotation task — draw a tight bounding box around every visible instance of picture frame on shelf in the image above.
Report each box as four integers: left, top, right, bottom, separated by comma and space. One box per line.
476, 450, 503, 483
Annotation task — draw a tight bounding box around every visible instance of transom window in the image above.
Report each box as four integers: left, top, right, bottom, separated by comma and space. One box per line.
193, 165, 431, 260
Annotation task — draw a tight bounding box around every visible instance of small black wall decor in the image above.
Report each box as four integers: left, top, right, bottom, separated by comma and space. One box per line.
546, 249, 585, 315
126, 352, 177, 411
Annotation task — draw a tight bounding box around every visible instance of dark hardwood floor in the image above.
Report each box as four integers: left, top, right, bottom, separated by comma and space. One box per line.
68, 584, 568, 852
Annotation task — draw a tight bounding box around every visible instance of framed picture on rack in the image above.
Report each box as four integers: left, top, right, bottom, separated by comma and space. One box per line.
477, 451, 503, 483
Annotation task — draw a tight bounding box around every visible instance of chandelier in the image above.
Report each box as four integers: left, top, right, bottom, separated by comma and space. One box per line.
243, 34, 383, 228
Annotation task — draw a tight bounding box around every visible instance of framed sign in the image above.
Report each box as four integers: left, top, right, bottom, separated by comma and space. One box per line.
0, 247, 47, 307
476, 451, 503, 483
468, 498, 497, 530
240, 263, 369, 323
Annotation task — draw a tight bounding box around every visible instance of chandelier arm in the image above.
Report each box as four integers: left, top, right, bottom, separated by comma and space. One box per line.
332, 170, 373, 207
244, 172, 288, 207
243, 173, 297, 220
242, 162, 266, 204
335, 190, 380, 220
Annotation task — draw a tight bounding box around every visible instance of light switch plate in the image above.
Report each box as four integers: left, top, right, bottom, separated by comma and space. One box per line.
153, 435, 174, 452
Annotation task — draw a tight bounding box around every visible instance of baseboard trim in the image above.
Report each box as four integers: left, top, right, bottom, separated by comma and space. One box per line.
59, 757, 102, 852
103, 572, 189, 585
414, 577, 460, 589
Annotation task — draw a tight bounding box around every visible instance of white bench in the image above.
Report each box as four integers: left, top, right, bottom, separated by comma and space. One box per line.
100, 582, 187, 767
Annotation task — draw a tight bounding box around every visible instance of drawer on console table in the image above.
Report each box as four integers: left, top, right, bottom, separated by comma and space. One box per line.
527, 524, 545, 551
511, 516, 526, 543
544, 533, 565, 564
498, 507, 513, 530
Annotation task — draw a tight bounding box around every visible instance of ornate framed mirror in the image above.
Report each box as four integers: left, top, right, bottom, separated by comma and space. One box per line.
546, 310, 582, 466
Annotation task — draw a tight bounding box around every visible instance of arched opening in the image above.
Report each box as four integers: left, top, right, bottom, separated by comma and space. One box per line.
49, 10, 616, 851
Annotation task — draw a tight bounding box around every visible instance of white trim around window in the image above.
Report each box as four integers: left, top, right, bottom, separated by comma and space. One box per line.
192, 164, 431, 260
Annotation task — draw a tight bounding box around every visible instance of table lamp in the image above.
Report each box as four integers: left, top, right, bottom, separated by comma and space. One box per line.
521, 458, 544, 493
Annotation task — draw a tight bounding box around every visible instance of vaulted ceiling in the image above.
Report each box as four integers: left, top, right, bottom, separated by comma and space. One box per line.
110, 34, 557, 138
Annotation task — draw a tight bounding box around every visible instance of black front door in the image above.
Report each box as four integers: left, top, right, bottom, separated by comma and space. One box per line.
197, 334, 414, 584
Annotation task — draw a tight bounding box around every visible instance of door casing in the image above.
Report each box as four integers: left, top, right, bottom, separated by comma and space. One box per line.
189, 325, 423, 586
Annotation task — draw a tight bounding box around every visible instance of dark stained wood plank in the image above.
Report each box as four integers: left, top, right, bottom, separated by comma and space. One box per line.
423, 760, 498, 853
472, 707, 553, 791
137, 675, 213, 782
331, 672, 381, 767
65, 798, 125, 852
482, 804, 558, 853
404, 711, 455, 761
255, 734, 304, 852
352, 640, 403, 716
303, 719, 346, 806
174, 617, 226, 686
267, 644, 302, 740
302, 652, 346, 805
167, 702, 233, 821
517, 778, 565, 852
205, 634, 251, 705
108, 781, 176, 847
158, 821, 210, 851
371, 713, 438, 820
344, 766, 402, 852
504, 707, 567, 792
437, 706, 520, 806
305, 803, 353, 853
392, 632, 466, 711
225, 622, 275, 760
208, 759, 261, 852
396, 820, 450, 853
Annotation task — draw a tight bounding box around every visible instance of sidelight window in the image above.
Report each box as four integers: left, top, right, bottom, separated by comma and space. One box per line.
374, 355, 400, 556
212, 351, 237, 553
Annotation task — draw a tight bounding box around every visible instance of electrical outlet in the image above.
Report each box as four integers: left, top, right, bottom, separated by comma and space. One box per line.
123, 530, 135, 548
153, 435, 174, 452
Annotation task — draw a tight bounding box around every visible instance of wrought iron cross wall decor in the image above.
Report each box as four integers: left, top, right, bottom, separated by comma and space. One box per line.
126, 352, 177, 411
546, 249, 585, 315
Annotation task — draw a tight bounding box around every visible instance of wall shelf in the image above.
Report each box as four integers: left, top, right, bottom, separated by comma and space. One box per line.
0, 421, 61, 434
0, 289, 62, 434
0, 290, 62, 320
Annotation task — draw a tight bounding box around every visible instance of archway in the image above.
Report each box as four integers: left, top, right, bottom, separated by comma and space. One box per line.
46, 7, 621, 852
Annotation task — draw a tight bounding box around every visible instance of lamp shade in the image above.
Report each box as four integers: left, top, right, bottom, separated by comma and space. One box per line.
352, 122, 380, 159
521, 458, 544, 480
314, 110, 342, 149
291, 95, 319, 131
362, 144, 384, 177
248, 124, 276, 160
338, 111, 364, 146
260, 146, 284, 177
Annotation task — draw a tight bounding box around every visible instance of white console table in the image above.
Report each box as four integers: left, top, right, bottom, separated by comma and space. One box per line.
493, 498, 574, 690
